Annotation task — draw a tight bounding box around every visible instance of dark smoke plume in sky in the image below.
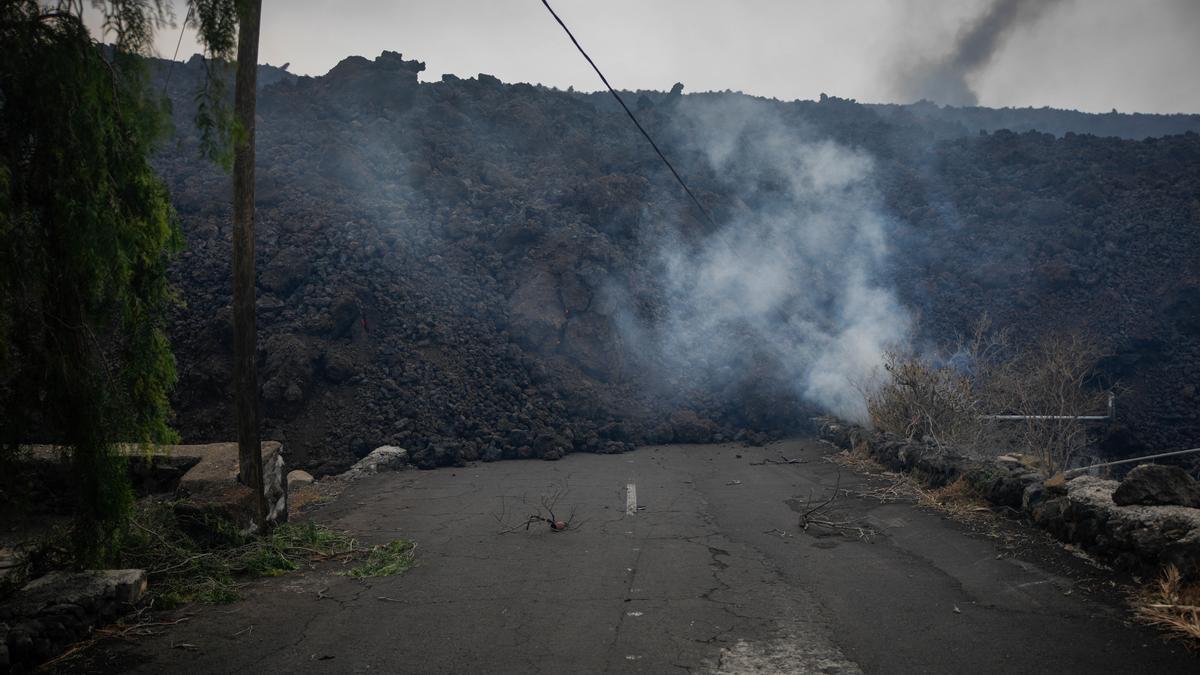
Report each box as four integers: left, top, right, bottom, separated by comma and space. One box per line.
900, 0, 1065, 106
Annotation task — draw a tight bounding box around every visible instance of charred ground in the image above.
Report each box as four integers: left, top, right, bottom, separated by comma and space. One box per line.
150, 52, 1200, 474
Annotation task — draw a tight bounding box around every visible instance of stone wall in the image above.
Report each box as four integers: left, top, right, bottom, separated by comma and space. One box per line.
817, 420, 1200, 579
0, 570, 146, 671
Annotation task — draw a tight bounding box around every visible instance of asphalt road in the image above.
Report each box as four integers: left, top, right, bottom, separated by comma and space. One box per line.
93, 439, 1197, 673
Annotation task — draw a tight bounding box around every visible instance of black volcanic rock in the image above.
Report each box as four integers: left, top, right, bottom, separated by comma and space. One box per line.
261, 246, 311, 295
144, 51, 1200, 473
1113, 464, 1200, 508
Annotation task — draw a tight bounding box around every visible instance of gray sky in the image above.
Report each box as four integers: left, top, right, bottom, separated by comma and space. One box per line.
92, 0, 1200, 114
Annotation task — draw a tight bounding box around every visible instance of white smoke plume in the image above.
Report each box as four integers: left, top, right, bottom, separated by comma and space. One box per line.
631, 96, 910, 424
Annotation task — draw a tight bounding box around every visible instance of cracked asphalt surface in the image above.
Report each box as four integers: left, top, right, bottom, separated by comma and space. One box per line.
93, 439, 1197, 673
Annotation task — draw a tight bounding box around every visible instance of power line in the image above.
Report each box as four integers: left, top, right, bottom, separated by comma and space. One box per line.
161, 4, 194, 96
539, 0, 717, 228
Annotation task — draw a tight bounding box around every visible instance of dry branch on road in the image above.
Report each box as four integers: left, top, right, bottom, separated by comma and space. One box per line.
797, 470, 878, 542
494, 484, 583, 533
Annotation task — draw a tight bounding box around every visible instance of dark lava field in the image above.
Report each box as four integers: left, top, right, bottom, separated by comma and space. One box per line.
151, 52, 1200, 474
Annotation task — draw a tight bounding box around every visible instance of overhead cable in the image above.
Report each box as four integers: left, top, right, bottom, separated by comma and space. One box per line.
540, 0, 718, 227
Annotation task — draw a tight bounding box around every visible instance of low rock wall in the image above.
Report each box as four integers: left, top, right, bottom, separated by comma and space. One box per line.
0, 570, 146, 672
817, 420, 1200, 579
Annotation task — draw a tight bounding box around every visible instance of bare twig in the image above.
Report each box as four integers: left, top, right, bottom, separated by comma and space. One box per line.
494, 483, 582, 534
38, 613, 191, 669
802, 517, 877, 542
750, 455, 807, 466
796, 470, 877, 542
800, 469, 842, 524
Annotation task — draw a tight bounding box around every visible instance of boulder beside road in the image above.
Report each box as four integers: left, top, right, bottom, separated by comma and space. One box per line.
288, 469, 315, 492
1112, 463, 1200, 508
342, 446, 408, 480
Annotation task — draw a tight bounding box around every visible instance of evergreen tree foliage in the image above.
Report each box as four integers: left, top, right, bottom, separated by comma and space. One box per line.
0, 0, 238, 563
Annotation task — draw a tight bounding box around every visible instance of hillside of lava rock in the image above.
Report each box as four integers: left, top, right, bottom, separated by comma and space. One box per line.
150, 52, 1200, 474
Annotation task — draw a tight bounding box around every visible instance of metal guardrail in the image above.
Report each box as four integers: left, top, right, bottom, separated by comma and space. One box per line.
1061, 446, 1200, 478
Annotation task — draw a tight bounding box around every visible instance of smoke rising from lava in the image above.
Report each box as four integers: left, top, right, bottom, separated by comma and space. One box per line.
619, 96, 910, 424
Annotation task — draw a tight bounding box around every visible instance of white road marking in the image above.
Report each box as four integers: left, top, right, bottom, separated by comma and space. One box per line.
625, 483, 637, 515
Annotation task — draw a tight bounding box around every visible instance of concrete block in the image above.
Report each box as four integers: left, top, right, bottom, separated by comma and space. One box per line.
174, 442, 288, 535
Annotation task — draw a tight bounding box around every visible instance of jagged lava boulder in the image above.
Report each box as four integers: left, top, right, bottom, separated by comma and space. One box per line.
1113, 464, 1200, 508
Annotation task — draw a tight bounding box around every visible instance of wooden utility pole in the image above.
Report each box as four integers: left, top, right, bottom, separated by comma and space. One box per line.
232, 0, 265, 528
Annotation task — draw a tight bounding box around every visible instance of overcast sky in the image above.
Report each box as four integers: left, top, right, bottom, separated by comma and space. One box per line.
90, 0, 1200, 114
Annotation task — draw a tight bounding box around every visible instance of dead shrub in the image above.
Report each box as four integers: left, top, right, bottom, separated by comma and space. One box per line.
861, 317, 1010, 455
987, 332, 1109, 475
863, 317, 1111, 474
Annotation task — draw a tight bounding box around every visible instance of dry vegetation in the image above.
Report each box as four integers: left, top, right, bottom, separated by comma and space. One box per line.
493, 484, 584, 533
863, 317, 1110, 474
829, 448, 990, 522
861, 319, 1010, 454
115, 501, 415, 607
1000, 333, 1110, 474
919, 477, 996, 519
1135, 565, 1200, 646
